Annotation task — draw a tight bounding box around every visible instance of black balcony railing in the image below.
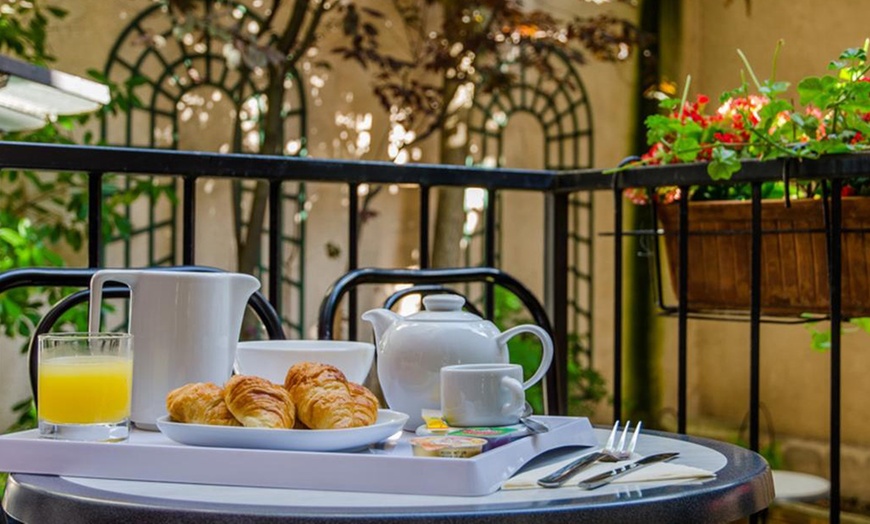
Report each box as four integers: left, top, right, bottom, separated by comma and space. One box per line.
608, 155, 870, 524
1, 141, 868, 522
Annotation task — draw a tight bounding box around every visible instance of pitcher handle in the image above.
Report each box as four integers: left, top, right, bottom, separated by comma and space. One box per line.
89, 270, 141, 333
495, 324, 554, 390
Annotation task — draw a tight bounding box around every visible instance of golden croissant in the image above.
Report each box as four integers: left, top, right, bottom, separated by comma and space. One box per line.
284, 361, 379, 429
166, 382, 241, 426
223, 375, 296, 429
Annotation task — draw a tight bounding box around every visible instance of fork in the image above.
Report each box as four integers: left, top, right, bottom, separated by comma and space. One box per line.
536, 420, 642, 488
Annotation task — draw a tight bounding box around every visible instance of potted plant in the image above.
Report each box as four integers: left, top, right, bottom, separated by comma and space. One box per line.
626, 41, 870, 317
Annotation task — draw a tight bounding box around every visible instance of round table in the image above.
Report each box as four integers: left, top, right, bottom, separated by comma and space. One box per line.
2, 429, 774, 524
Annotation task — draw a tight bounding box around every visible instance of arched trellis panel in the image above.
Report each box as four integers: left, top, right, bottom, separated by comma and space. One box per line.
99, 1, 308, 337
466, 45, 595, 414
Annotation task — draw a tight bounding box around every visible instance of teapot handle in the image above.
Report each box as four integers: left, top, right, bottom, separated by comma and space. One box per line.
88, 270, 141, 333
495, 324, 554, 390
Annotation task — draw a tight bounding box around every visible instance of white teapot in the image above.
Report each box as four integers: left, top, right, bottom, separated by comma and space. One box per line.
362, 294, 553, 430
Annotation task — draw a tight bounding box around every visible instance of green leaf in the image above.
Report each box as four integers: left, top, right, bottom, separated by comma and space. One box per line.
708, 147, 740, 180
797, 75, 839, 108
673, 136, 700, 162
839, 47, 865, 61
759, 81, 790, 97
87, 69, 108, 82
809, 140, 852, 155
127, 74, 149, 87
0, 228, 24, 247
850, 317, 870, 333
659, 98, 679, 111
47, 7, 69, 19
64, 229, 82, 251
761, 181, 784, 199
810, 329, 831, 351
758, 99, 792, 120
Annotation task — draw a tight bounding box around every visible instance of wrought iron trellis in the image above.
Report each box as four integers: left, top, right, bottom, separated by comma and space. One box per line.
99, 5, 597, 369
100, 1, 308, 336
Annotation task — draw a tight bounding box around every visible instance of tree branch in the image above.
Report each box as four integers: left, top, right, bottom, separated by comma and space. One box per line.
277, 0, 311, 54
287, 2, 330, 63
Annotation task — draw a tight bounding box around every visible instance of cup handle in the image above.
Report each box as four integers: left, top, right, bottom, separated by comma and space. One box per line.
89, 270, 141, 333
500, 376, 525, 417
495, 324, 554, 390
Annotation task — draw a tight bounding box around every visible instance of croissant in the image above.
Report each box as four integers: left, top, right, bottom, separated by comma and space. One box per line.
284, 362, 379, 429
223, 375, 296, 429
166, 382, 241, 426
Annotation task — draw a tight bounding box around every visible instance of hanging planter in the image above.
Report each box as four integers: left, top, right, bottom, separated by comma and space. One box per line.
622, 42, 870, 317
657, 197, 870, 317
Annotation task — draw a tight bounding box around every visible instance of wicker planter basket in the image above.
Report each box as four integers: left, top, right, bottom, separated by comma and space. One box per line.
657, 197, 870, 317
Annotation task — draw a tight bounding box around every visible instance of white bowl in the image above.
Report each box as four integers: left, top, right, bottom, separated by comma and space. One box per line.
234, 340, 375, 385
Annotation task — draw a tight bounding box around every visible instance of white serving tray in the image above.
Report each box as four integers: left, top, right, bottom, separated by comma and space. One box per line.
0, 416, 595, 497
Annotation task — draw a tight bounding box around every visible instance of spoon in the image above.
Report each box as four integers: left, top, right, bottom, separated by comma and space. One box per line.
519, 401, 549, 434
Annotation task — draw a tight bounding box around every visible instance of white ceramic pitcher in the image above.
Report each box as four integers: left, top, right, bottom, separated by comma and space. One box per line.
88, 269, 260, 430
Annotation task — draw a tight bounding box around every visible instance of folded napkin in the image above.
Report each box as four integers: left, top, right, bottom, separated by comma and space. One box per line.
502, 453, 716, 490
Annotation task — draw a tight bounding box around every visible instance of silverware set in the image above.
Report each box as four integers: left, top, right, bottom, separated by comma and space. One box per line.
537, 420, 678, 489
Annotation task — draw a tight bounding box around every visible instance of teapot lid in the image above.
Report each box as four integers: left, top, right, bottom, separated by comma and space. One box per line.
411, 294, 482, 322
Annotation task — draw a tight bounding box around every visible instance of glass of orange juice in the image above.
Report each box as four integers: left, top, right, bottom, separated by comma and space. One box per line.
38, 332, 133, 442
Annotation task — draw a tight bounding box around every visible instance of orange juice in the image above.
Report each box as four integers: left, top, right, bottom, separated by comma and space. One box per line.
38, 356, 133, 424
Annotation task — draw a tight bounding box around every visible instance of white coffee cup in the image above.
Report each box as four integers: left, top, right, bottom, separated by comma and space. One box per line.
440, 363, 531, 427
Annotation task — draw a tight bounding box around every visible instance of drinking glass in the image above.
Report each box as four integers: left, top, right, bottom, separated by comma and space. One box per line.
38, 332, 133, 442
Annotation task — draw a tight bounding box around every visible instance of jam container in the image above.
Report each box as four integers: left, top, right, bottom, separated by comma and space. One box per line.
410, 436, 487, 458
415, 425, 529, 451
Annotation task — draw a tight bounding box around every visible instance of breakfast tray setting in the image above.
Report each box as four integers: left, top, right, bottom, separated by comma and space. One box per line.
0, 416, 596, 497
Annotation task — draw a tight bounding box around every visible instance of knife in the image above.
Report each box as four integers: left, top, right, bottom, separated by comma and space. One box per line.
537, 451, 606, 488
577, 452, 679, 490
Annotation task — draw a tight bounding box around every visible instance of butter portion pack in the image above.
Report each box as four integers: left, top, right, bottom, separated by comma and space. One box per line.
417, 410, 531, 451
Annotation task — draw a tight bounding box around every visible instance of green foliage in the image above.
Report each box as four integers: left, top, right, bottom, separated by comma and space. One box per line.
625, 40, 870, 206
804, 317, 870, 352
565, 333, 607, 417
736, 403, 784, 470
0, 0, 67, 64
492, 287, 606, 416
492, 288, 545, 412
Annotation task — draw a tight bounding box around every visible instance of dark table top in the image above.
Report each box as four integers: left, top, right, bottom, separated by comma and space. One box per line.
2, 428, 774, 524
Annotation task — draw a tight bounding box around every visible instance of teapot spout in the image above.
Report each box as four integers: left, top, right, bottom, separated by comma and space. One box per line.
361, 308, 402, 342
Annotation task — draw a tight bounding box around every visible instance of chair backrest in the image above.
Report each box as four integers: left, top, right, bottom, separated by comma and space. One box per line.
0, 266, 284, 405
317, 267, 561, 414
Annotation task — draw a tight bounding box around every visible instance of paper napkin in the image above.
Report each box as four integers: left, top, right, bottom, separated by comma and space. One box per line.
502, 453, 716, 490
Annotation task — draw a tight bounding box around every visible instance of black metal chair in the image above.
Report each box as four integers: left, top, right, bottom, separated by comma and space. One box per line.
317, 267, 563, 414
0, 266, 284, 405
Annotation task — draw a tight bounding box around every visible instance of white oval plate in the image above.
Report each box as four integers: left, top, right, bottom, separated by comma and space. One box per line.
156, 410, 409, 452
